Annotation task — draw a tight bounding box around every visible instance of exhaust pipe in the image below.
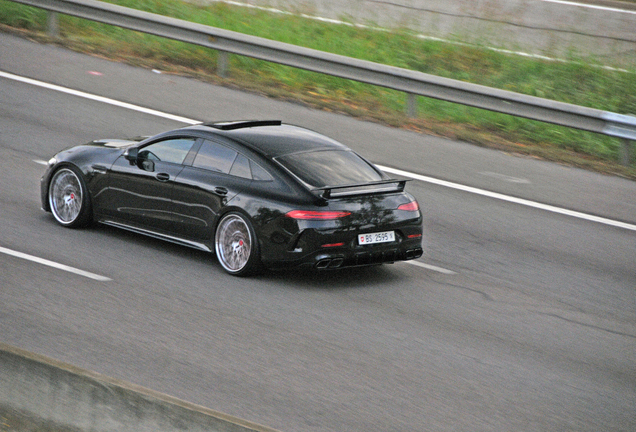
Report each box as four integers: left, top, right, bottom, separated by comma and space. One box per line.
329, 258, 344, 268
316, 257, 344, 269
406, 248, 423, 260
316, 259, 331, 269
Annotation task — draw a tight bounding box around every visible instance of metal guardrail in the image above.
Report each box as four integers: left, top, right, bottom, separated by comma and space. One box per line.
9, 0, 636, 165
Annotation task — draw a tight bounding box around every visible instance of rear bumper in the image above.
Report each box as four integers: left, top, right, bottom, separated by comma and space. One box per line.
312, 245, 423, 270
263, 226, 423, 270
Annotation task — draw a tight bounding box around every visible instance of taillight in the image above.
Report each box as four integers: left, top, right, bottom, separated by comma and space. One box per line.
398, 201, 419, 211
285, 210, 351, 220
321, 242, 345, 248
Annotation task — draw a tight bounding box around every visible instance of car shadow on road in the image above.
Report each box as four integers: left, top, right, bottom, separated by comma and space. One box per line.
260, 264, 405, 290
89, 223, 409, 289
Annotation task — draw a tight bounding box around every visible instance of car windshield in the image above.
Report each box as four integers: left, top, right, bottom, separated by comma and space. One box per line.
276, 150, 384, 188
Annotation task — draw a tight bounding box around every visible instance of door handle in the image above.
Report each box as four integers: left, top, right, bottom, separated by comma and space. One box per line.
214, 187, 228, 196
92, 164, 108, 174
156, 173, 170, 182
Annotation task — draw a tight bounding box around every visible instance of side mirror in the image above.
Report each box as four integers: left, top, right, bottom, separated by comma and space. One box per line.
124, 147, 138, 165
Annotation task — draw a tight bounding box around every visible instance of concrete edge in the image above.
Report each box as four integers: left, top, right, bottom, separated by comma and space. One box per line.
0, 342, 281, 432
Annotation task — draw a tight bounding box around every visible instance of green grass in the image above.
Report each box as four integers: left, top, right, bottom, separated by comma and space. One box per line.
1, 0, 635, 177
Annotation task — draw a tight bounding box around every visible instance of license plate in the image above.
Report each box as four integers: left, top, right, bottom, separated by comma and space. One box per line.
358, 231, 395, 245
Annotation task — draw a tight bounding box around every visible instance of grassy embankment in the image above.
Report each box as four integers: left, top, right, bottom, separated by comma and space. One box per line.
1, 0, 635, 178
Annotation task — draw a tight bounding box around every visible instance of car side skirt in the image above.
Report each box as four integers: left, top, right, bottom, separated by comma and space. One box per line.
99, 219, 212, 253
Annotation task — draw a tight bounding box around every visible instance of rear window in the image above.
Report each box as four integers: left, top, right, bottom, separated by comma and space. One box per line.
276, 150, 384, 188
193, 140, 237, 174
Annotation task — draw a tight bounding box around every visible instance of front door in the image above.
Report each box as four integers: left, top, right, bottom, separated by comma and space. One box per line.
105, 137, 197, 233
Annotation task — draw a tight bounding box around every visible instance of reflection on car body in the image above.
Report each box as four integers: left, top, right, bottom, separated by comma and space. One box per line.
41, 120, 423, 276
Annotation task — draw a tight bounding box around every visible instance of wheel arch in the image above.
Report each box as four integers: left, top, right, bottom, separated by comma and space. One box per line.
46, 163, 93, 228
214, 205, 262, 249
213, 208, 264, 276
42, 162, 85, 212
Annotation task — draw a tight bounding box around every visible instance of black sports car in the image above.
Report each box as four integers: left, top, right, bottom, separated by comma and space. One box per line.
41, 120, 423, 275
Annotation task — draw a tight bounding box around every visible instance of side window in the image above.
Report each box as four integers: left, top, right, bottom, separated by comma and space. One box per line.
138, 138, 195, 165
229, 154, 252, 179
193, 140, 238, 174
250, 160, 274, 181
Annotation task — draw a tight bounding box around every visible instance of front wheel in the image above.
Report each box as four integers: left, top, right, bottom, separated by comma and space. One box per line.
214, 212, 261, 276
48, 166, 92, 228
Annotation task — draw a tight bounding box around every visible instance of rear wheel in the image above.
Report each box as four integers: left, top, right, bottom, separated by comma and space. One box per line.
48, 166, 92, 228
214, 212, 261, 276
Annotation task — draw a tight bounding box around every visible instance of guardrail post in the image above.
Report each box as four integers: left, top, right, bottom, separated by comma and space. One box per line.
47, 11, 59, 38
620, 139, 633, 166
407, 93, 417, 118
217, 51, 229, 78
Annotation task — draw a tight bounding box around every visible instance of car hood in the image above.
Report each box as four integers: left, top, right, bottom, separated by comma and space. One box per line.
51, 137, 146, 166
89, 138, 147, 148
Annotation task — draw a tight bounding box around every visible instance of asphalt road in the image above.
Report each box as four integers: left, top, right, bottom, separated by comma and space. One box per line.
1, 33, 635, 431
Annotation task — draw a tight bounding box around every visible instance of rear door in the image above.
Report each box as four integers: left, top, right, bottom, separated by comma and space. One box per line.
170, 139, 253, 241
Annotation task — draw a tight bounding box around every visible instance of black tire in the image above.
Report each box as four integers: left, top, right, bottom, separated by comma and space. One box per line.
48, 166, 92, 228
214, 212, 262, 276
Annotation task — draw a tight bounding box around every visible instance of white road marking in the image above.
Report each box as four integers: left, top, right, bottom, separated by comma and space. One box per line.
479, 172, 531, 184
0, 246, 112, 281
3, 71, 635, 232
0, 71, 200, 125
541, 0, 636, 14
33, 159, 48, 165
403, 260, 457, 274
378, 165, 636, 232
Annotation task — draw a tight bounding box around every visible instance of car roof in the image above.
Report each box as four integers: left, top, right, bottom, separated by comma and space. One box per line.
181, 121, 349, 158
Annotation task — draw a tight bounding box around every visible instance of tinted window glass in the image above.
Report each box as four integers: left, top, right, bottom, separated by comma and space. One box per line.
139, 138, 195, 165
229, 154, 252, 179
276, 150, 382, 187
193, 140, 238, 174
250, 160, 274, 182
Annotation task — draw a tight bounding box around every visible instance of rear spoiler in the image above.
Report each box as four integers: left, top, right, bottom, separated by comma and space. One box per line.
314, 180, 408, 199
